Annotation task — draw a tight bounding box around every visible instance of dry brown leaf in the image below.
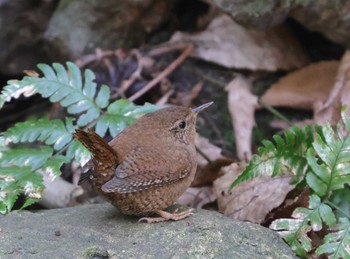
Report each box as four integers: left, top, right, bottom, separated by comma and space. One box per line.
193, 135, 233, 186
261, 61, 339, 110
170, 15, 309, 71
226, 75, 258, 161
315, 51, 350, 124
264, 188, 310, 226
177, 187, 216, 209
213, 162, 294, 224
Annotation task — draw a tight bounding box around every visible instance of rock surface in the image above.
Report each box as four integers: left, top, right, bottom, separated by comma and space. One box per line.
214, 0, 350, 48
0, 0, 55, 75
45, 0, 170, 60
0, 203, 296, 258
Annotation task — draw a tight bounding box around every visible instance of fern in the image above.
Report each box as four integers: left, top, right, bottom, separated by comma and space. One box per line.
0, 166, 44, 214
316, 217, 350, 258
0, 81, 36, 109
2, 118, 73, 150
0, 62, 158, 213
306, 123, 350, 197
229, 125, 314, 190
230, 108, 350, 258
270, 195, 336, 257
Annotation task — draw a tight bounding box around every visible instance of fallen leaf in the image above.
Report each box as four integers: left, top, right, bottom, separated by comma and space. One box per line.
177, 186, 216, 209
263, 188, 310, 226
226, 75, 259, 161
213, 162, 295, 224
315, 50, 350, 124
193, 135, 233, 186
261, 61, 339, 110
170, 15, 309, 71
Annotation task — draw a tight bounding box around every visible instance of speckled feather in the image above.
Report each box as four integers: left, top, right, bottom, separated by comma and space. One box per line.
74, 105, 202, 215
101, 146, 193, 193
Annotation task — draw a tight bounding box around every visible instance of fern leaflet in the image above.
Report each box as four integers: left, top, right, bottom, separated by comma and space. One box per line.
270, 195, 336, 257
230, 126, 313, 190
2, 117, 74, 150
0, 166, 44, 213
316, 217, 350, 258
96, 99, 159, 137
306, 121, 350, 197
0, 62, 110, 126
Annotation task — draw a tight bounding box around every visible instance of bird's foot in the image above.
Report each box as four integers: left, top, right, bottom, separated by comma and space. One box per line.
138, 208, 194, 223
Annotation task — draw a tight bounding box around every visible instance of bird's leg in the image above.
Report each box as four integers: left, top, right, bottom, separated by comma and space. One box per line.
138, 208, 194, 223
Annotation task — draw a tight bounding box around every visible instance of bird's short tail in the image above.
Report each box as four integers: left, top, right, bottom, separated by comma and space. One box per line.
74, 129, 118, 184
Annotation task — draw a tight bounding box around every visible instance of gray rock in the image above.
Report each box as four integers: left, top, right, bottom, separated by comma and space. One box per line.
214, 0, 350, 48
0, 0, 55, 74
0, 203, 296, 259
44, 0, 170, 60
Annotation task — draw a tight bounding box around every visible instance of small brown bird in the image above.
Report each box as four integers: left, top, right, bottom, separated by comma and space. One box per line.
74, 102, 212, 223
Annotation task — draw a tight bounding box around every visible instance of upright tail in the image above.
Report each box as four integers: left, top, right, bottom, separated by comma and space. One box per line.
74, 129, 118, 185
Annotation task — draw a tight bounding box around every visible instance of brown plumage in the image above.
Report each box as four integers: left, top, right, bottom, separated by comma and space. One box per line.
74, 102, 212, 223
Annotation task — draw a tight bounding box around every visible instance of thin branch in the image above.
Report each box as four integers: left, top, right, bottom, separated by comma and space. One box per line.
258, 99, 293, 126
195, 145, 213, 165
129, 44, 194, 102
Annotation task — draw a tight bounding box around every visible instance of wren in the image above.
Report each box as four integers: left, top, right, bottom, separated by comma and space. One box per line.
74, 102, 213, 223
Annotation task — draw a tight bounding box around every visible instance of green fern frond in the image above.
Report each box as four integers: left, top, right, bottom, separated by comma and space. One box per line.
36, 62, 110, 126
316, 217, 350, 258
0, 146, 54, 170
1, 62, 110, 127
40, 155, 70, 179
0, 166, 44, 213
65, 139, 92, 166
270, 195, 336, 257
96, 99, 159, 137
0, 80, 37, 109
2, 117, 74, 150
306, 121, 350, 197
229, 126, 313, 190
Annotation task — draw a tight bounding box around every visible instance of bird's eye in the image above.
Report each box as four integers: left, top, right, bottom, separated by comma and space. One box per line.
179, 120, 186, 129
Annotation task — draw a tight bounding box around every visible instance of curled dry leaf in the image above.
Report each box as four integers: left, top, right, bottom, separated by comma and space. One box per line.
261, 61, 339, 110
170, 15, 309, 71
193, 135, 233, 186
177, 186, 216, 209
213, 162, 294, 224
264, 188, 310, 226
226, 75, 258, 161
315, 51, 350, 124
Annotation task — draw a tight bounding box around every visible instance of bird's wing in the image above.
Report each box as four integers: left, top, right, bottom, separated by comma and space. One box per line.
101, 146, 194, 193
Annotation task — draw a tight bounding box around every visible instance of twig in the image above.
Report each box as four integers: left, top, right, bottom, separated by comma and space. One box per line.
148, 42, 191, 57
195, 145, 213, 165
112, 50, 144, 100
198, 71, 227, 88
129, 44, 194, 102
258, 99, 293, 126
75, 48, 115, 67
156, 89, 175, 106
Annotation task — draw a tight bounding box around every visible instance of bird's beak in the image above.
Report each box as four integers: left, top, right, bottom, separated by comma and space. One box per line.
192, 101, 213, 114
